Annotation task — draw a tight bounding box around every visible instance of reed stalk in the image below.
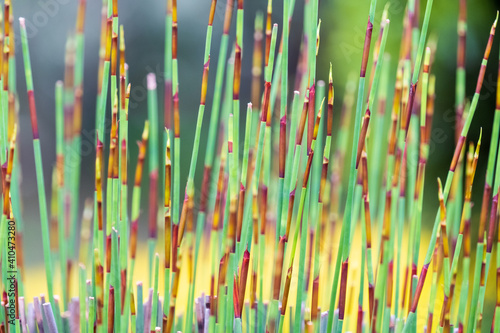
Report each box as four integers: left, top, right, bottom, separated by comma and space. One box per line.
403, 14, 498, 332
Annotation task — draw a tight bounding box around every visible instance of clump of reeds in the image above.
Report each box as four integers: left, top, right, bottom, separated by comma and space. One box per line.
1, 0, 500, 332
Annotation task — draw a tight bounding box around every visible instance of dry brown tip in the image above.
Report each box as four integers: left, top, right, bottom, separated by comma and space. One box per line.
76, 0, 86, 34
356, 109, 370, 169
279, 114, 287, 178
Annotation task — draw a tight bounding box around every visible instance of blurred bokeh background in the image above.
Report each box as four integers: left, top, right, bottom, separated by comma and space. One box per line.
9, 0, 500, 326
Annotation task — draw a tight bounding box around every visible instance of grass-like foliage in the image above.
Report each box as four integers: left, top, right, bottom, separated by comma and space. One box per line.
1, 0, 500, 332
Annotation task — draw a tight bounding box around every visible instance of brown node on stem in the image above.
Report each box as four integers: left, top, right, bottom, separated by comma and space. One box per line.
121, 139, 127, 186
212, 149, 226, 231
318, 156, 328, 204
177, 193, 189, 246
3, 124, 15, 216
450, 136, 465, 173
327, 65, 334, 136
486, 194, 498, 253
0, 36, 3, 91
97, 5, 107, 94
437, 178, 449, 260
73, 87, 83, 138
296, 94, 309, 145
409, 263, 429, 313
201, 57, 210, 105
